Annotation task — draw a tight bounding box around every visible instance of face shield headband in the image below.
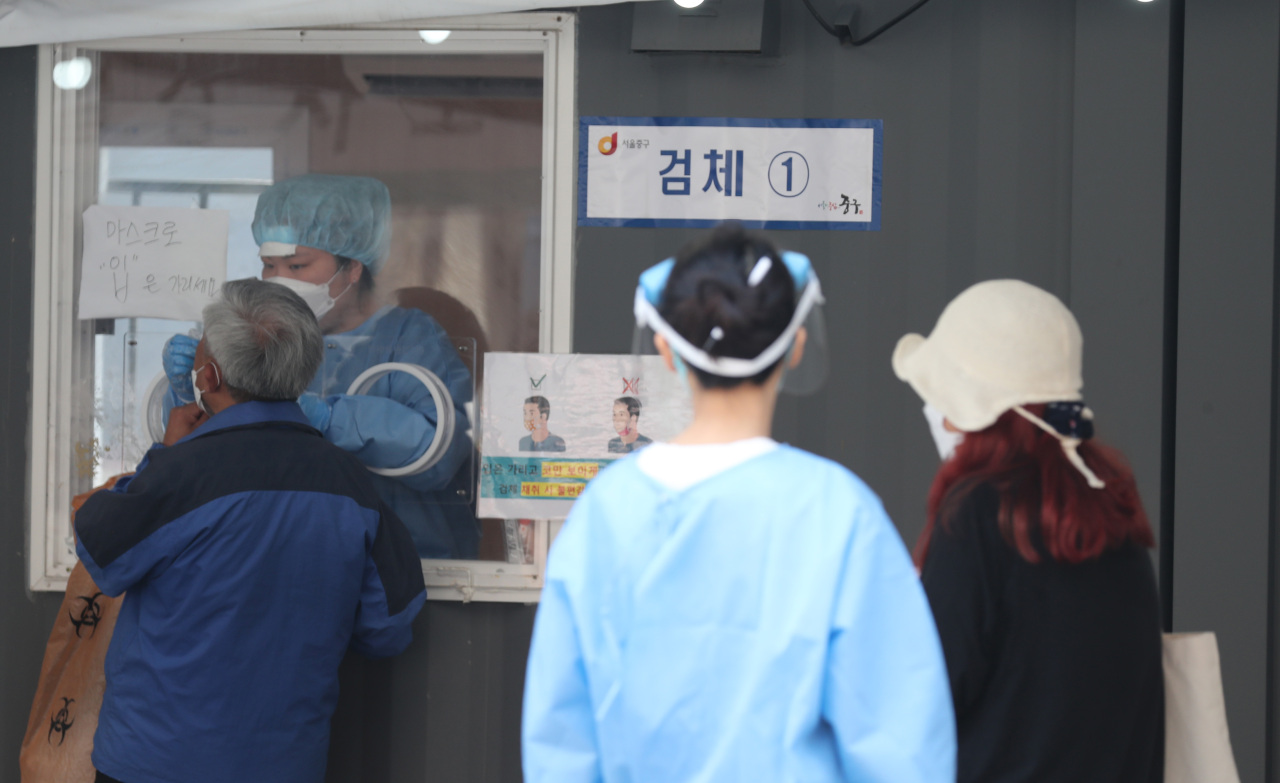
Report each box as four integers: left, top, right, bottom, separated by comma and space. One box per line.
633, 250, 825, 379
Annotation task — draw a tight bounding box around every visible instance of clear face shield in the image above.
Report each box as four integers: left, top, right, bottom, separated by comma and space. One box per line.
632, 250, 829, 395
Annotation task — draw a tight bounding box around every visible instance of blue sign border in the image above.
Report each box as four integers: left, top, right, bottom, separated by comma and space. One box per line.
577, 116, 883, 231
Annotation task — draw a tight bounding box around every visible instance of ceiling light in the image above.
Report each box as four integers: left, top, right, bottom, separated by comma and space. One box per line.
52, 57, 92, 90
673, 0, 706, 7
418, 30, 452, 44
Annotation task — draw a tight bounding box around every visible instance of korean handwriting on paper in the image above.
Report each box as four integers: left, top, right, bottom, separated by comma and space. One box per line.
96, 219, 218, 305
660, 149, 745, 197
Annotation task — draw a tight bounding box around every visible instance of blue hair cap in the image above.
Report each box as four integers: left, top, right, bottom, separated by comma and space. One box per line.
780, 251, 812, 290
639, 258, 676, 306
252, 174, 392, 274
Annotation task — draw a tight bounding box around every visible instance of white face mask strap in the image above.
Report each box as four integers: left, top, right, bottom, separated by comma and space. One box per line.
1012, 406, 1106, 489
195, 361, 221, 391
332, 277, 354, 305
192, 360, 221, 415
325, 265, 358, 301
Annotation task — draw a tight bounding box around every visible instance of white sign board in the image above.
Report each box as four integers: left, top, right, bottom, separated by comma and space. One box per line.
78, 205, 230, 321
479, 353, 694, 520
579, 117, 882, 230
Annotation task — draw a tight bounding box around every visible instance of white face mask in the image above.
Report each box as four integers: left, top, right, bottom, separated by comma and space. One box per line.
923, 403, 964, 461
267, 269, 352, 319
191, 362, 219, 416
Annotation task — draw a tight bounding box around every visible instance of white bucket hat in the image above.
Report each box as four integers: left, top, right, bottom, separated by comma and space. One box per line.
893, 279, 1083, 430
893, 279, 1105, 489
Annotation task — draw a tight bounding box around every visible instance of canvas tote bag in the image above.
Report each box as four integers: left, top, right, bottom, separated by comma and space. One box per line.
1164, 632, 1241, 783
19, 475, 128, 783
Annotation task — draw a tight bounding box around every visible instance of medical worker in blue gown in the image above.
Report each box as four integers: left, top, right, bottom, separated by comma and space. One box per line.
521, 222, 956, 783
159, 174, 477, 558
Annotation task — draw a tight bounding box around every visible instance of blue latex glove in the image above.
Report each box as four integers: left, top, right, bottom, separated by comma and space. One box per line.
298, 393, 333, 433
162, 334, 198, 401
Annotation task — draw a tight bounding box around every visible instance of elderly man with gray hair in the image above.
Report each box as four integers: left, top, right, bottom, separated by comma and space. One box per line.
74, 279, 426, 783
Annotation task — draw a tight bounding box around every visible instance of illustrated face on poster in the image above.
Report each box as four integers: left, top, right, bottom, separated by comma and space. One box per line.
480, 353, 693, 519
609, 397, 651, 454
519, 396, 566, 452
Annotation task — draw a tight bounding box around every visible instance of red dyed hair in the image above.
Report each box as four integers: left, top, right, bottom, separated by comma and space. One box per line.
914, 404, 1155, 568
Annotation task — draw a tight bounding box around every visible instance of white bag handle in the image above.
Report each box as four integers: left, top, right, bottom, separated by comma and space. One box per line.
1163, 632, 1241, 783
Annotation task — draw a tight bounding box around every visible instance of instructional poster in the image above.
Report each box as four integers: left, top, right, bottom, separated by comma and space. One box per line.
78, 204, 230, 321
479, 353, 693, 519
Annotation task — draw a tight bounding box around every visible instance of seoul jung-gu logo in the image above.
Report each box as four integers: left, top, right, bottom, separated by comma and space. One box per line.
598, 131, 618, 156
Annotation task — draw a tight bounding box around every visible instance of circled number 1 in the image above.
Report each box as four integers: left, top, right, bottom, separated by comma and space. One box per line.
768, 151, 809, 198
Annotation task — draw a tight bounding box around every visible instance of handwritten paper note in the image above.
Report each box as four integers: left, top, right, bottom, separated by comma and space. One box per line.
78, 205, 230, 321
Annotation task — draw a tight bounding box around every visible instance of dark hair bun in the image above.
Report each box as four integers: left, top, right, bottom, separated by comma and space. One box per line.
658, 222, 797, 388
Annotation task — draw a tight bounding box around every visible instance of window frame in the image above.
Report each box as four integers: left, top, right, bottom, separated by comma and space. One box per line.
29, 14, 577, 601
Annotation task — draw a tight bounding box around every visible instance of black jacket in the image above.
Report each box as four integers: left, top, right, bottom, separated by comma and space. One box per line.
920, 482, 1164, 783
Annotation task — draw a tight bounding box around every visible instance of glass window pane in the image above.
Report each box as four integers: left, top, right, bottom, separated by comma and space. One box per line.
80, 51, 544, 561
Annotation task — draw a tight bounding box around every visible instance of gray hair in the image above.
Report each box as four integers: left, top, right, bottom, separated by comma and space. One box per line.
202, 278, 323, 401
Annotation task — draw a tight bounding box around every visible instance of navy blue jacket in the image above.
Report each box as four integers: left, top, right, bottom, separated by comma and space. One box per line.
75, 401, 427, 783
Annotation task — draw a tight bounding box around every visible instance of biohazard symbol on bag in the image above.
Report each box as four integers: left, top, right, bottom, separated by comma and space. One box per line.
48, 698, 74, 746
69, 593, 104, 638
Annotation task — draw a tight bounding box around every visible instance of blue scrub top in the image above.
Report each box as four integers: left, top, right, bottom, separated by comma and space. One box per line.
522, 445, 957, 782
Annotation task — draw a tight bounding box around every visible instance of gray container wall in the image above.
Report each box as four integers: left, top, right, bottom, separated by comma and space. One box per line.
0, 0, 1278, 780
575, 0, 1168, 563
1173, 2, 1279, 782
0, 44, 68, 781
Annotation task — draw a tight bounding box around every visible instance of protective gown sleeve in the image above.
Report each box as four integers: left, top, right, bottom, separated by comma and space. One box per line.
350, 502, 427, 658
521, 523, 603, 783
323, 313, 472, 493
822, 499, 957, 783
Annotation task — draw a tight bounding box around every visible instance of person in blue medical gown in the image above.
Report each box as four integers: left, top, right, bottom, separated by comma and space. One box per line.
160, 174, 476, 558
521, 222, 956, 782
